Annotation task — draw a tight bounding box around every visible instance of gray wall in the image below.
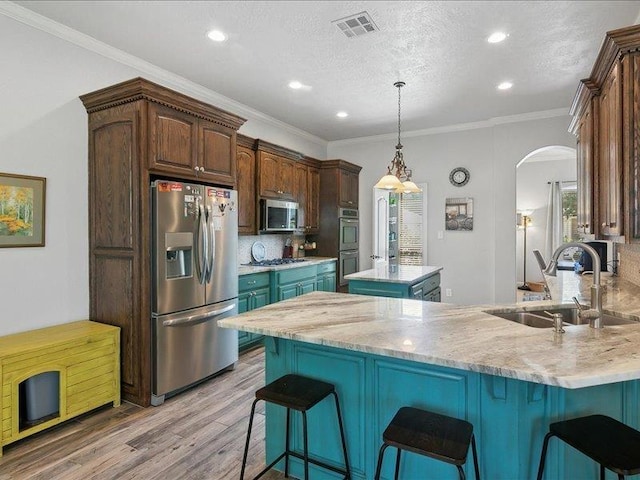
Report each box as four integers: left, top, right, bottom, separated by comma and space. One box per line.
328, 116, 575, 305
0, 11, 326, 336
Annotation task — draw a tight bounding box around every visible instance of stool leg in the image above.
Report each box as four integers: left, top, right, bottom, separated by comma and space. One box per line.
618, 475, 624, 480
599, 464, 604, 480
394, 448, 401, 480
457, 465, 466, 480
331, 391, 351, 479
374, 443, 390, 480
284, 408, 291, 478
470, 434, 480, 480
536, 432, 555, 480
302, 410, 309, 480
240, 398, 260, 480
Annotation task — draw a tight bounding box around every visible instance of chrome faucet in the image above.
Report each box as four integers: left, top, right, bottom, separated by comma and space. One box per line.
543, 242, 603, 328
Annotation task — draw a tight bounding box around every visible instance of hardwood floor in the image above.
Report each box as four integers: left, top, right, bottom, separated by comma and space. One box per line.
0, 347, 289, 480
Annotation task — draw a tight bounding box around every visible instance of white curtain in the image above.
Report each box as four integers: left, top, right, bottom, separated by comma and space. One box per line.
545, 181, 563, 259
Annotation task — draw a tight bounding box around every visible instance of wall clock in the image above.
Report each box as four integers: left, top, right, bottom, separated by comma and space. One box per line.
449, 167, 470, 187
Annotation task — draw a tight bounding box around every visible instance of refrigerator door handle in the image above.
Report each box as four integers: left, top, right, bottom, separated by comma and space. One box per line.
194, 202, 208, 284
162, 303, 236, 327
205, 205, 216, 283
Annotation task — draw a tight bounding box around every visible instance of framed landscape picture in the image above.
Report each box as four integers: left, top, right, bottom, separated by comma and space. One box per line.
0, 172, 46, 247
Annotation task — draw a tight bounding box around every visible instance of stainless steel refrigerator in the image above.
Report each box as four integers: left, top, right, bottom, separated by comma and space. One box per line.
151, 180, 238, 406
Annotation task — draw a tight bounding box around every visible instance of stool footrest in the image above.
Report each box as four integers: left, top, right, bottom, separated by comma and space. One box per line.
287, 450, 350, 478
250, 452, 287, 480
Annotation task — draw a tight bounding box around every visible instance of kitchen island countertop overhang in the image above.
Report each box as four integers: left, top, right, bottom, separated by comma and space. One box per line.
218, 288, 640, 389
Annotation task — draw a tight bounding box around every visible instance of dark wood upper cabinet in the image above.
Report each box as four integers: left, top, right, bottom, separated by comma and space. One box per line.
338, 169, 359, 208
627, 53, 640, 241
306, 165, 320, 232
237, 135, 257, 235
598, 63, 622, 237
258, 151, 295, 200
148, 103, 197, 174
575, 95, 596, 236
148, 102, 237, 186
318, 159, 361, 215
570, 24, 640, 243
319, 160, 361, 211
236, 138, 321, 235
80, 77, 245, 406
293, 162, 308, 228
199, 119, 236, 185
256, 140, 302, 201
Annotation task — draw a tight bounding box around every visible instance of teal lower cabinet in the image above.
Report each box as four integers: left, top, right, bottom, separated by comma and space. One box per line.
262, 337, 640, 480
349, 272, 441, 301
238, 272, 270, 350
239, 261, 337, 348
272, 265, 318, 302
316, 262, 337, 292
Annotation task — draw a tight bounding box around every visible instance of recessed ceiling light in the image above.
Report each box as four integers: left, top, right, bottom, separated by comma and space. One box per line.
336, 111, 348, 118
497, 81, 513, 90
288, 81, 303, 90
488, 32, 507, 43
207, 30, 227, 42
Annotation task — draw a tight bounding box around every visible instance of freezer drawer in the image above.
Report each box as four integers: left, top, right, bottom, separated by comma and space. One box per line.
152, 299, 238, 405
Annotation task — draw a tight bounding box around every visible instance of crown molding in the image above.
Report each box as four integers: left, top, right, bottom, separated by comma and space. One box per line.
0, 1, 327, 147
328, 108, 570, 148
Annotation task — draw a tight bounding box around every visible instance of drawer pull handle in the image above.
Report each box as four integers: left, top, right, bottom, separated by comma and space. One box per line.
247, 280, 256, 285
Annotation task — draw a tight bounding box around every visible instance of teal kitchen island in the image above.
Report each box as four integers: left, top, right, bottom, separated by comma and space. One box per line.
219, 284, 640, 480
346, 264, 442, 301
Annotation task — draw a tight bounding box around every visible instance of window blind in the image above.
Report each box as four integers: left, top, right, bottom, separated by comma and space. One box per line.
399, 192, 423, 265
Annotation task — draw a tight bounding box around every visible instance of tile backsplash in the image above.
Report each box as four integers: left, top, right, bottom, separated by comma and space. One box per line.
238, 234, 305, 264
618, 243, 640, 286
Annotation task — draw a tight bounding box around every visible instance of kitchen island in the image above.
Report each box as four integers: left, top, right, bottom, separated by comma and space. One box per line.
219, 277, 640, 480
345, 264, 442, 301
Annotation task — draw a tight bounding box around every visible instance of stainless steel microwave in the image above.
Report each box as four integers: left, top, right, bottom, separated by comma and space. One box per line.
260, 199, 299, 232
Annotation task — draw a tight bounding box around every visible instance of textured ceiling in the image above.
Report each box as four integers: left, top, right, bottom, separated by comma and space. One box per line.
13, 1, 640, 141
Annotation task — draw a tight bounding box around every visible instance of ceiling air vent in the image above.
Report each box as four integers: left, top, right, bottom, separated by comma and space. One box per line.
332, 11, 379, 38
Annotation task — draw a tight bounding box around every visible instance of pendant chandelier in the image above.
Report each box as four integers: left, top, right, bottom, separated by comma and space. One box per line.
374, 81, 421, 193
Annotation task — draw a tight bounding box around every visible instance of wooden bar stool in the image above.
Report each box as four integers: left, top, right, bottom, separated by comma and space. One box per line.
374, 406, 480, 480
537, 414, 640, 480
239, 373, 351, 480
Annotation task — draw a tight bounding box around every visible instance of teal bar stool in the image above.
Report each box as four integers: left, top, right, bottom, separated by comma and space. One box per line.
374, 406, 480, 480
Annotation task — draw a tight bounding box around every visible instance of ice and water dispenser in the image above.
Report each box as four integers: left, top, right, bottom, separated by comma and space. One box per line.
165, 232, 193, 279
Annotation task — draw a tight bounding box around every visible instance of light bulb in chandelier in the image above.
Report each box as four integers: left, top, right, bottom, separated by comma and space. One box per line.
374, 81, 421, 193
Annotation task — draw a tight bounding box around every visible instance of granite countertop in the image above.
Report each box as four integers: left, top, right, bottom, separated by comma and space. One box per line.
220, 271, 640, 389
238, 256, 337, 275
344, 264, 442, 284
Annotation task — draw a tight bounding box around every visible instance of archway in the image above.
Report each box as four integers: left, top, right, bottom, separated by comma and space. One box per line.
515, 146, 577, 294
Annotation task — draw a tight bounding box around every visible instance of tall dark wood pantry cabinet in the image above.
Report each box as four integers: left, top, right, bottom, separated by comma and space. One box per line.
81, 78, 245, 406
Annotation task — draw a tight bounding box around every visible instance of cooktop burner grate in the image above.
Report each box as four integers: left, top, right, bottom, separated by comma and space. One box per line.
244, 258, 307, 266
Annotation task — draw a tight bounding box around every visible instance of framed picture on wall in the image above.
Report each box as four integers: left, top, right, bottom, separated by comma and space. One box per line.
0, 172, 46, 247
445, 197, 473, 231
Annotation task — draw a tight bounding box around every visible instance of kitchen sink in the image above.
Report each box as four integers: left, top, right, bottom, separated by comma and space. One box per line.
485, 307, 637, 328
